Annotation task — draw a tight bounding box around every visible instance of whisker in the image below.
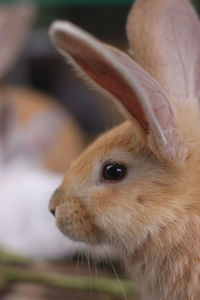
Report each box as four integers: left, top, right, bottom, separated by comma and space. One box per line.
108, 256, 128, 300
86, 248, 93, 290
74, 246, 81, 275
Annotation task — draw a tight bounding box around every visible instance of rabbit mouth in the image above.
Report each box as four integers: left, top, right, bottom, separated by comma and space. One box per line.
54, 202, 102, 244
49, 188, 102, 243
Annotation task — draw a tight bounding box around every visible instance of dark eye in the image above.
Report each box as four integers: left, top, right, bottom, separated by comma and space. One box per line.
102, 163, 127, 181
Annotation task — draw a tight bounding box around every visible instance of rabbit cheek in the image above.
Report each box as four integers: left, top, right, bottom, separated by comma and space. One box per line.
55, 200, 100, 243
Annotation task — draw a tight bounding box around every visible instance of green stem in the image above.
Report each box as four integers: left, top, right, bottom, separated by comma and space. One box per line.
0, 249, 29, 265
1, 266, 136, 298
0, 249, 138, 299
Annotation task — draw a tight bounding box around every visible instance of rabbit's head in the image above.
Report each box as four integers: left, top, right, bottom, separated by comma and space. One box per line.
49, 0, 200, 250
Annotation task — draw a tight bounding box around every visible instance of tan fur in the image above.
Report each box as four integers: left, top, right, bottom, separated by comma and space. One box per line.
127, 0, 168, 78
49, 0, 200, 299
0, 85, 84, 172
50, 104, 200, 299
127, 0, 200, 104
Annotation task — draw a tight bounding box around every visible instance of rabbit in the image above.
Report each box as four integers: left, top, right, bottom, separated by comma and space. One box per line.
49, 0, 200, 298
0, 89, 86, 261
0, 4, 85, 260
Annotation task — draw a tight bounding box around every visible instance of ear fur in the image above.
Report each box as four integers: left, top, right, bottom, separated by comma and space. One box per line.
50, 21, 180, 160
127, 0, 200, 106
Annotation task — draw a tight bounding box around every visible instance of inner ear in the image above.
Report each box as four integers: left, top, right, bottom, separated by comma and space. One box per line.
51, 24, 150, 133
50, 21, 179, 160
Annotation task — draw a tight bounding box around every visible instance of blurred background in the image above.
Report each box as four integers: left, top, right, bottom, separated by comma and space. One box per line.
5, 0, 133, 138
0, 0, 199, 299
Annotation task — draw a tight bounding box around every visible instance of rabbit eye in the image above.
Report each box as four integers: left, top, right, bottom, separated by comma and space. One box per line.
102, 163, 127, 181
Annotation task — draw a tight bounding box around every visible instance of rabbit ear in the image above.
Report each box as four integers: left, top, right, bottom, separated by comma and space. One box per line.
127, 0, 200, 106
50, 21, 179, 160
0, 4, 34, 79
20, 109, 68, 157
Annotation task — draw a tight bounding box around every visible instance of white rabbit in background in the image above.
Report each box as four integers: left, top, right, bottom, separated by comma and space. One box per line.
0, 156, 74, 260
0, 96, 85, 260
0, 4, 84, 260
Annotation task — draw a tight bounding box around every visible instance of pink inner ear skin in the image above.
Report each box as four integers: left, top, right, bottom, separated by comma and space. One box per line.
127, 0, 200, 105
73, 45, 175, 146
75, 56, 150, 132
51, 22, 178, 159
54, 29, 150, 132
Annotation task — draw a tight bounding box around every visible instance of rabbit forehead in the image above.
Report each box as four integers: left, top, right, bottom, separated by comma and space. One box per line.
64, 108, 200, 188
66, 121, 146, 176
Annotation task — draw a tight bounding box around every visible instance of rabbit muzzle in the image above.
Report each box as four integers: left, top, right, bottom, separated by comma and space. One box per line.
49, 188, 101, 243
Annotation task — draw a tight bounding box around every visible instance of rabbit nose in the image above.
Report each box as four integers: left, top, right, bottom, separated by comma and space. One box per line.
49, 187, 64, 217
50, 207, 56, 216
49, 200, 56, 217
